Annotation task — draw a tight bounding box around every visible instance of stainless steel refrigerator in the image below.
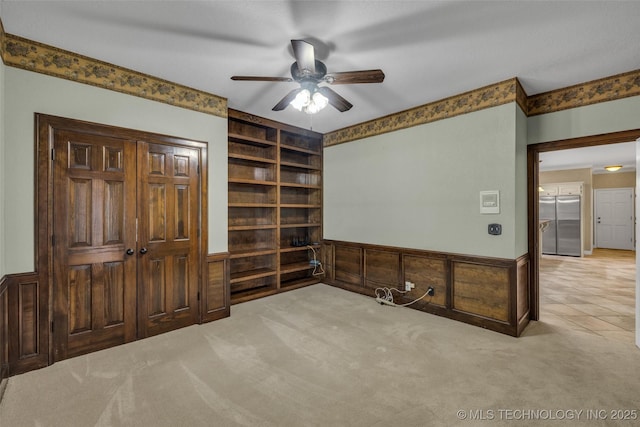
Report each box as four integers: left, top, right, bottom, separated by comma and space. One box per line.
539, 195, 581, 256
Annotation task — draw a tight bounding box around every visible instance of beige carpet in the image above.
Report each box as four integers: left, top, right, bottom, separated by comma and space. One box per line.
1, 283, 639, 426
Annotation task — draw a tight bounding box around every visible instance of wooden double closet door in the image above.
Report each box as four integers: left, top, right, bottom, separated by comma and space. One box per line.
50, 123, 203, 362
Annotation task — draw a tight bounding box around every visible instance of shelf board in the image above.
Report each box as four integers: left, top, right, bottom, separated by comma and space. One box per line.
229, 133, 277, 147
279, 261, 316, 275
229, 249, 277, 259
229, 153, 276, 164
229, 202, 276, 208
230, 268, 277, 284
280, 223, 321, 229
228, 224, 277, 231
280, 161, 321, 171
280, 143, 321, 155
279, 182, 321, 189
280, 204, 321, 208
231, 287, 278, 305
280, 277, 321, 289
280, 244, 320, 253
228, 178, 277, 186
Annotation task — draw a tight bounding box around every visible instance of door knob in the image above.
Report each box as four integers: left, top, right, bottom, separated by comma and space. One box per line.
140, 247, 148, 254
126, 248, 134, 255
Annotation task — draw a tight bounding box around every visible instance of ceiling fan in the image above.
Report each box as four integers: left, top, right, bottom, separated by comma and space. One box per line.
231, 39, 385, 113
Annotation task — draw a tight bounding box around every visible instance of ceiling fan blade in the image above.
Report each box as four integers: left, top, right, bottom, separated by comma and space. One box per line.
272, 88, 303, 111
325, 69, 385, 85
317, 87, 353, 112
231, 76, 293, 82
291, 39, 316, 74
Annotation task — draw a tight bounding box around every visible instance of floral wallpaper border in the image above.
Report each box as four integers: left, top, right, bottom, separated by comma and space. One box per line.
324, 68, 640, 147
324, 78, 519, 147
1, 32, 227, 119
527, 69, 640, 116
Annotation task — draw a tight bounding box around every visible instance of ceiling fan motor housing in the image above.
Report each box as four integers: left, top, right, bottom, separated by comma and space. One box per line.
291, 60, 327, 82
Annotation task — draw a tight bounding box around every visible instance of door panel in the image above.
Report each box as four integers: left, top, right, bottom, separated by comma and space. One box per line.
595, 188, 634, 250
137, 142, 200, 337
45, 116, 209, 365
53, 130, 137, 361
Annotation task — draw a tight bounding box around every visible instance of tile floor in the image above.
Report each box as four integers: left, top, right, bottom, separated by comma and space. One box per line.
539, 248, 636, 343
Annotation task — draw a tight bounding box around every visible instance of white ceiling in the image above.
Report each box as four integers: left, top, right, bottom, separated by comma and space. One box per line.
1, 1, 640, 134
540, 142, 637, 174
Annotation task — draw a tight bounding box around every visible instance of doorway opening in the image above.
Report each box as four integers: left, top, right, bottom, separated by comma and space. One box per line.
528, 129, 640, 345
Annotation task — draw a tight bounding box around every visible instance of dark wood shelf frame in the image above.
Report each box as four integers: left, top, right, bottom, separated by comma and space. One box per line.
228, 109, 323, 303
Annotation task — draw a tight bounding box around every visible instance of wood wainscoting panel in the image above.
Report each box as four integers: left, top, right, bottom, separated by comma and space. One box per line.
516, 255, 530, 335
324, 240, 530, 337
0, 276, 8, 397
6, 273, 48, 375
452, 262, 510, 323
364, 249, 400, 289
202, 253, 230, 323
17, 281, 39, 357
322, 243, 335, 281
334, 245, 363, 286
403, 255, 447, 308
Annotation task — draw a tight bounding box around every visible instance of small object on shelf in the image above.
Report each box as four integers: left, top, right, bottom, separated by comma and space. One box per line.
292, 236, 310, 247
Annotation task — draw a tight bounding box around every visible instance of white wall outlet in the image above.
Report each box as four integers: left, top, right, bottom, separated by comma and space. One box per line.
404, 281, 415, 291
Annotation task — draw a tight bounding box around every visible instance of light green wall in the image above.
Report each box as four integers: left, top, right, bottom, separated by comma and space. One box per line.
324, 103, 524, 259
4, 67, 228, 274
0, 58, 5, 278
515, 106, 528, 257
528, 96, 640, 144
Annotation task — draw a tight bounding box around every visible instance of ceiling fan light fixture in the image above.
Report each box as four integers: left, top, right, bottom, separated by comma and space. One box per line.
604, 165, 623, 172
311, 90, 328, 110
290, 86, 328, 114
290, 89, 311, 111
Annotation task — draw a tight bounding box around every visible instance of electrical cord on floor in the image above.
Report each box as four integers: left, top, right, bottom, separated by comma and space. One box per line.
307, 245, 325, 276
375, 286, 432, 307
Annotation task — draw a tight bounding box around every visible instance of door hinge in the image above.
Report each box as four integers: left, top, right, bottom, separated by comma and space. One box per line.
51, 234, 55, 247
197, 165, 200, 175
51, 148, 55, 161
51, 321, 54, 333
197, 292, 200, 301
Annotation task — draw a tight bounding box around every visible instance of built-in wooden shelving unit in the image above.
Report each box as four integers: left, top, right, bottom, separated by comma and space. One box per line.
228, 110, 323, 303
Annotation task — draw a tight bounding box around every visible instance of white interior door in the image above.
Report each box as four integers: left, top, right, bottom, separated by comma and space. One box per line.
595, 188, 634, 250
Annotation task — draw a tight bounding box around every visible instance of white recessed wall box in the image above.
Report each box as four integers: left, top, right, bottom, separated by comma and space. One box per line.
480, 190, 500, 214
